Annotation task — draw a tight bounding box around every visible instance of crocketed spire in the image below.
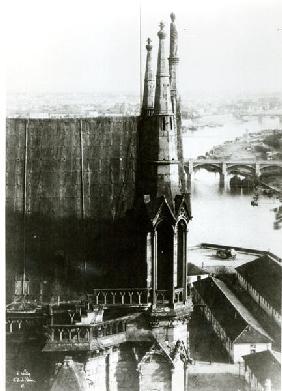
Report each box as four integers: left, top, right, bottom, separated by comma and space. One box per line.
154, 22, 172, 115
141, 38, 155, 116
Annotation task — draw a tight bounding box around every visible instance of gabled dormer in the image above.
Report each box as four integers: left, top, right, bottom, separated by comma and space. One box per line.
139, 194, 191, 310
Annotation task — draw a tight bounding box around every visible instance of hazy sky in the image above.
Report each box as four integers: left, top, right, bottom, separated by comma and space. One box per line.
4, 0, 282, 99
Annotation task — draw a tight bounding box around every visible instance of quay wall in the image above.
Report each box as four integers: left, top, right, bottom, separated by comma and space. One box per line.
200, 243, 281, 263
6, 117, 139, 299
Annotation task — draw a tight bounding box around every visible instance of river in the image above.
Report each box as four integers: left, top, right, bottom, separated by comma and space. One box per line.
182, 114, 282, 256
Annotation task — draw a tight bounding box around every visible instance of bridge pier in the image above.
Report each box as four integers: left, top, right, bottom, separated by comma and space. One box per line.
219, 162, 227, 189
258, 115, 263, 126
219, 174, 225, 190
255, 163, 261, 178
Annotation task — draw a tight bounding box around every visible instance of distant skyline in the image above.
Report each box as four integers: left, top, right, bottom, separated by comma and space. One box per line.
4, 0, 282, 100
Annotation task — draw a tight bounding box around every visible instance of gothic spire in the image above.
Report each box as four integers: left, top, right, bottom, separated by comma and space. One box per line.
169, 12, 179, 114
141, 38, 155, 116
154, 22, 172, 115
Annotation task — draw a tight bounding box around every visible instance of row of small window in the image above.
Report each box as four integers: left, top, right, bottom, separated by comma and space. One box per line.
162, 117, 173, 131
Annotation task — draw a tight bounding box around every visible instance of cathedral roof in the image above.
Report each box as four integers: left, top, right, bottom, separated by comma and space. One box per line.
243, 350, 281, 390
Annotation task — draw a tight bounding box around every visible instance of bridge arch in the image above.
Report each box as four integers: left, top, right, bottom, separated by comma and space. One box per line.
193, 163, 222, 173
260, 165, 282, 176
226, 164, 255, 176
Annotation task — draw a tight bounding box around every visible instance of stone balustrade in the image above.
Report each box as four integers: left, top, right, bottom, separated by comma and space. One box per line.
174, 288, 184, 304
155, 289, 170, 305
45, 314, 140, 344
91, 288, 151, 307
88, 288, 187, 308
6, 316, 43, 334
6, 319, 23, 334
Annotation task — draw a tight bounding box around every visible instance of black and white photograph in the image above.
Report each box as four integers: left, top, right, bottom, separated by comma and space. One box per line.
3, 0, 282, 390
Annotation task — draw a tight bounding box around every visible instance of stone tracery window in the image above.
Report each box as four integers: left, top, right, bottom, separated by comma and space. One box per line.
177, 220, 186, 288
156, 221, 173, 291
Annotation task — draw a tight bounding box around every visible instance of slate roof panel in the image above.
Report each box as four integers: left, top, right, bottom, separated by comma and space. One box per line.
193, 277, 272, 343
51, 367, 81, 391
236, 255, 281, 313
50, 360, 87, 391
187, 263, 209, 276
235, 326, 272, 344
243, 350, 281, 390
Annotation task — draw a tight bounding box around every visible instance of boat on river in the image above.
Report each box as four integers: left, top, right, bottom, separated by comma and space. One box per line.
216, 248, 236, 260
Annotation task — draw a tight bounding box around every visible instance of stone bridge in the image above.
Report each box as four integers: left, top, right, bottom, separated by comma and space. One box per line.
234, 112, 282, 125
184, 159, 282, 187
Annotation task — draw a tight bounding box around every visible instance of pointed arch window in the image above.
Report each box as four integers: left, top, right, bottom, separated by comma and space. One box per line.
177, 220, 186, 288
156, 221, 173, 290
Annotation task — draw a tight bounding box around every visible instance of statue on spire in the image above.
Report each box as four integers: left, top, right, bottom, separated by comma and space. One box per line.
170, 12, 178, 57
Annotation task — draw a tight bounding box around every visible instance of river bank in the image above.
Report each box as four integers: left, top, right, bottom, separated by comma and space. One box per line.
201, 129, 282, 191
203, 129, 281, 160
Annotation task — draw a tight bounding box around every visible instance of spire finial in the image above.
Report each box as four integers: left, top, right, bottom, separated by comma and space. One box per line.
158, 21, 166, 39
142, 37, 154, 116
146, 37, 152, 51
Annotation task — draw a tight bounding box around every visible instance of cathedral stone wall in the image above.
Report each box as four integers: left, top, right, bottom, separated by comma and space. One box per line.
6, 117, 138, 299
109, 345, 139, 391
139, 354, 172, 391
85, 355, 107, 391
